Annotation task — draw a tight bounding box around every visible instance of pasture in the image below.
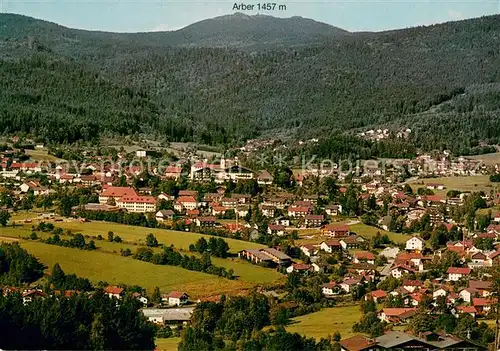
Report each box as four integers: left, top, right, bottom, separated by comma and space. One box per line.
286, 305, 362, 340
19, 240, 255, 297
0, 224, 284, 286
409, 176, 497, 194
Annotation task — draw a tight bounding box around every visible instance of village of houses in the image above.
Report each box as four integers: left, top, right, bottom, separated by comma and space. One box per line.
2, 140, 500, 350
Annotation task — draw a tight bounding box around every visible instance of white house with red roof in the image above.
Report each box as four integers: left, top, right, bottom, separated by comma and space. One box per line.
402, 280, 423, 293
104, 286, 124, 299
267, 224, 285, 236
286, 263, 314, 274
472, 297, 495, 314
287, 206, 311, 217
164, 165, 183, 179
365, 290, 387, 303
455, 305, 477, 318
353, 251, 376, 265
99, 186, 138, 204
447, 267, 471, 281
339, 277, 362, 293
378, 308, 417, 323
174, 196, 198, 211
323, 224, 350, 237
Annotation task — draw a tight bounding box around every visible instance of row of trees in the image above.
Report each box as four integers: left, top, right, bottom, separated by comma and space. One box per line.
43, 232, 97, 251
189, 237, 230, 258
132, 246, 234, 279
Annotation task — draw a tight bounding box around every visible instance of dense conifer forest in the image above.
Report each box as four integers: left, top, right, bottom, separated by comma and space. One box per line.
1, 13, 500, 155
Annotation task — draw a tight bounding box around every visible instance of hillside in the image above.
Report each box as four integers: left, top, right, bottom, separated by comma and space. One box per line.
1, 13, 500, 155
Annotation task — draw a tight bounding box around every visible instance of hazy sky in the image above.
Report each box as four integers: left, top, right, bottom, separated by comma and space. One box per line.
3, 0, 499, 33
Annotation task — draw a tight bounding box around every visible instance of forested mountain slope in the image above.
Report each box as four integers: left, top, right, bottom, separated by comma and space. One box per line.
1, 13, 500, 155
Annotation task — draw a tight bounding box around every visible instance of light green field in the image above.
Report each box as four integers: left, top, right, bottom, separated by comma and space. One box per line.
286, 305, 362, 340
155, 337, 181, 351
12, 219, 263, 254
25, 149, 62, 162
0, 225, 283, 285
18, 240, 255, 298
350, 223, 408, 244
409, 176, 497, 194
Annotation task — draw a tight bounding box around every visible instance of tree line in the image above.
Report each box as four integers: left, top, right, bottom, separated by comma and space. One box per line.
132, 246, 234, 279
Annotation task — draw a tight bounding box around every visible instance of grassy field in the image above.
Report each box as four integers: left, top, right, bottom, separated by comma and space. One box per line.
286, 305, 362, 340
18, 240, 257, 297
350, 223, 408, 244
0, 224, 284, 285
409, 176, 497, 194
25, 149, 62, 162
467, 152, 500, 166
155, 337, 181, 351
9, 218, 263, 254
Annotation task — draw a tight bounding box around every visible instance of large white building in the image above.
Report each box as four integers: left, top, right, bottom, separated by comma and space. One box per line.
98, 186, 138, 204
115, 196, 156, 213
99, 186, 156, 213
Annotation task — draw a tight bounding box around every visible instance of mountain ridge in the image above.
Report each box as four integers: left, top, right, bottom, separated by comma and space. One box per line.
1, 12, 500, 156
0, 12, 349, 49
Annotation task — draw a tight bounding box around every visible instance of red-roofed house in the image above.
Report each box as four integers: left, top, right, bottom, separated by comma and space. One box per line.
320, 240, 342, 253
211, 206, 227, 216
339, 335, 378, 351
473, 297, 495, 314
165, 166, 183, 179
403, 280, 423, 293
447, 267, 472, 281
420, 195, 445, 207
340, 278, 362, 293
286, 263, 314, 274
365, 290, 387, 303
99, 186, 138, 204
323, 224, 351, 237
353, 251, 376, 265
455, 305, 477, 318
305, 214, 324, 227
378, 308, 417, 323
104, 286, 124, 299
288, 206, 311, 217
194, 216, 216, 227
268, 224, 286, 236
187, 209, 200, 217
174, 196, 198, 211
